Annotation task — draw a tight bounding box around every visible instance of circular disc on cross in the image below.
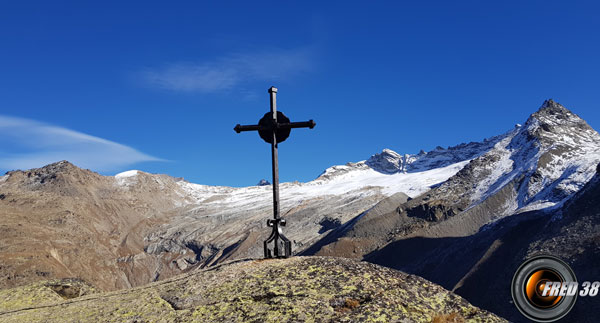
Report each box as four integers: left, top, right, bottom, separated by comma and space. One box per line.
258, 111, 291, 144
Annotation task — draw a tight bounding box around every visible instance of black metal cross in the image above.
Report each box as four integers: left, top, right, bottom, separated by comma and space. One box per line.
234, 86, 315, 258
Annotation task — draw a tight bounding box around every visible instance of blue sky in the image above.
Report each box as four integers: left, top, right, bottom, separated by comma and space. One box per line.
1, 1, 599, 186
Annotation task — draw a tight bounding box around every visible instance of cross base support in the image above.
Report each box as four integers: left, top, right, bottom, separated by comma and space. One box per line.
263, 218, 292, 258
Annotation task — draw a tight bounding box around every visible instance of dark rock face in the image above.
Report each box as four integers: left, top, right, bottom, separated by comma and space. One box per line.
257, 179, 271, 186
405, 202, 460, 222
318, 217, 342, 233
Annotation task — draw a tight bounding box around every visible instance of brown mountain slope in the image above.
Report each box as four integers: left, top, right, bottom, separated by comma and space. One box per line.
0, 161, 188, 291
0, 256, 506, 322
0, 160, 392, 292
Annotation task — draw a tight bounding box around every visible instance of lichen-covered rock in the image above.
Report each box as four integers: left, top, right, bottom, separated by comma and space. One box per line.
0, 278, 97, 313
0, 257, 505, 322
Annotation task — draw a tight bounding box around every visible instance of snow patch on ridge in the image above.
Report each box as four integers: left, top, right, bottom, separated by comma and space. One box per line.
308, 160, 469, 197
115, 170, 140, 186
116, 170, 140, 178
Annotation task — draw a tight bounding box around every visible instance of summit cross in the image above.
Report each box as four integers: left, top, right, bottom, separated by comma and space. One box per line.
234, 86, 316, 258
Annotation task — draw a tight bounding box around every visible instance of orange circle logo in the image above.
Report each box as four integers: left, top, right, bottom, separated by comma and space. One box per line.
525, 269, 563, 308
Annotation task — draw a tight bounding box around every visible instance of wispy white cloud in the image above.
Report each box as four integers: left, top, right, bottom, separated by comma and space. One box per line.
141, 47, 314, 93
0, 115, 164, 172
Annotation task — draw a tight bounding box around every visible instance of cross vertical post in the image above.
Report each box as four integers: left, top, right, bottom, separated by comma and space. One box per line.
233, 86, 316, 258
269, 86, 280, 222
268, 87, 285, 257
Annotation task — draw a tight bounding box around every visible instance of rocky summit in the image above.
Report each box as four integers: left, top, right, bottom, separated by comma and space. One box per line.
0, 256, 504, 322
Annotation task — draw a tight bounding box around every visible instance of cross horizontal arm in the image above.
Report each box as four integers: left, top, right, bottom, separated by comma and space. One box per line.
278, 120, 316, 130
234, 120, 316, 133
234, 124, 260, 133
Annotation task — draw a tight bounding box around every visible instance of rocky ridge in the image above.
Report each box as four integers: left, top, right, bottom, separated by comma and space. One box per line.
0, 257, 505, 322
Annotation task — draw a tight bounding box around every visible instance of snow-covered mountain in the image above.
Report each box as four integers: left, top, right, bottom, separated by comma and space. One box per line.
308, 99, 600, 257
327, 100, 600, 322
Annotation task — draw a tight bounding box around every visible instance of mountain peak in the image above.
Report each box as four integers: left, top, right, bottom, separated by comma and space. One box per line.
5, 160, 83, 177
535, 98, 570, 116
257, 179, 271, 186
39, 160, 78, 172
523, 99, 593, 139
366, 148, 403, 174
541, 98, 561, 108
3, 160, 103, 193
